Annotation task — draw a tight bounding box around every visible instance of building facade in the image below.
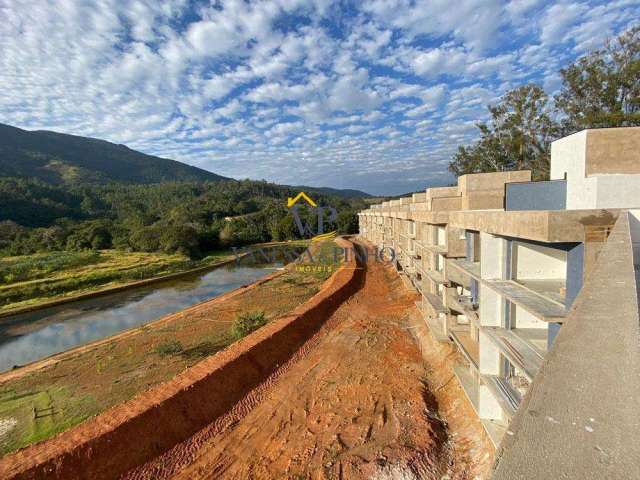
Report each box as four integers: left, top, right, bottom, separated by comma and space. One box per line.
358, 127, 640, 447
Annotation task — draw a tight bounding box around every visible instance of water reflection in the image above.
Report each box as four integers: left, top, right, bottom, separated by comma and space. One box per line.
0, 263, 280, 372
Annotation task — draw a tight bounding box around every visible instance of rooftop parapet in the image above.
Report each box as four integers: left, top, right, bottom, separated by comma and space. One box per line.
425, 186, 461, 212
551, 127, 640, 210
412, 192, 427, 203
426, 186, 460, 200
458, 170, 532, 195
459, 170, 531, 210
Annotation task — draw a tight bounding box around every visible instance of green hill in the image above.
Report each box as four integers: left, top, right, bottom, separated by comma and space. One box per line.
0, 123, 369, 258
0, 123, 228, 185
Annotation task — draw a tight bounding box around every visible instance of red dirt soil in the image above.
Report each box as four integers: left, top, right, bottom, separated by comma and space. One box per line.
123, 240, 488, 480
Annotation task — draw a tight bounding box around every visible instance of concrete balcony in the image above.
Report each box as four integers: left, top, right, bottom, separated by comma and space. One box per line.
481, 326, 544, 381
417, 300, 448, 342
450, 327, 479, 369
423, 268, 445, 285
445, 288, 480, 325
421, 243, 447, 254
481, 374, 519, 418
482, 279, 566, 322
422, 291, 447, 314
448, 258, 481, 281
452, 363, 509, 447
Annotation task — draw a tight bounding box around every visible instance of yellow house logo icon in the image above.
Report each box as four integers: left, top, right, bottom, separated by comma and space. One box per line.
287, 191, 317, 208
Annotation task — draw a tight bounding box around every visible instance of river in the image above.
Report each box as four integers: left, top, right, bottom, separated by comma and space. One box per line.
0, 262, 281, 373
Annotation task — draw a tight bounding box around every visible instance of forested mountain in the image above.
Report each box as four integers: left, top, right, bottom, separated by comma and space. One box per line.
0, 124, 368, 258
0, 123, 228, 185
292, 186, 370, 199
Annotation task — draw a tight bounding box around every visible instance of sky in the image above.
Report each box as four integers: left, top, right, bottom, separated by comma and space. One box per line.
0, 1, 638, 195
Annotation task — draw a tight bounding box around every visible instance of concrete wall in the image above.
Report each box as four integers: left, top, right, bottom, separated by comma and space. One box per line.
480, 233, 505, 280
513, 242, 567, 280
513, 304, 546, 329
431, 196, 462, 211
412, 192, 427, 203
551, 128, 640, 210
585, 127, 640, 175
447, 227, 467, 258
426, 186, 459, 200
565, 243, 584, 308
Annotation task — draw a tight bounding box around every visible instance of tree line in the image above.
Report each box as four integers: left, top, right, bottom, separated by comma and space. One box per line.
0, 178, 363, 258
449, 25, 639, 180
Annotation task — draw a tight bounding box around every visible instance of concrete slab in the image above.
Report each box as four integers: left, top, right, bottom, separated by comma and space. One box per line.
481, 326, 544, 381
483, 279, 566, 322
449, 258, 481, 280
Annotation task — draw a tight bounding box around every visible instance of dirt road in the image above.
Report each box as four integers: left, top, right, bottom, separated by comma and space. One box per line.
124, 242, 480, 479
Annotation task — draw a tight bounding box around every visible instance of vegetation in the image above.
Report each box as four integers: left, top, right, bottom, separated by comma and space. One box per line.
0, 250, 230, 311
0, 119, 369, 261
154, 340, 184, 357
555, 25, 640, 131
231, 311, 268, 340
449, 25, 640, 180
0, 122, 227, 185
0, 178, 367, 260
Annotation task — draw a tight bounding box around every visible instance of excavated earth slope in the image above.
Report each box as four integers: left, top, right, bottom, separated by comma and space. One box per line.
123, 240, 489, 480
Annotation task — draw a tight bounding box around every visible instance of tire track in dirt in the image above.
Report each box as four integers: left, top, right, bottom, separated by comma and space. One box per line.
123, 241, 467, 480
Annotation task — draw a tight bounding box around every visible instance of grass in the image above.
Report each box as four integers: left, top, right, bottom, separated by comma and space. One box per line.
0, 251, 102, 283
231, 311, 267, 340
0, 249, 232, 312
0, 386, 95, 453
154, 340, 184, 357
0, 240, 342, 455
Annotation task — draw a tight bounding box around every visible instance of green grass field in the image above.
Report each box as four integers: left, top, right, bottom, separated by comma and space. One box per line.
0, 250, 231, 312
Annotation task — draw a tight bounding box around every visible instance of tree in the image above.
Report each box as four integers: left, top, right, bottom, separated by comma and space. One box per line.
130, 225, 162, 252
271, 216, 298, 241
159, 224, 200, 257
336, 209, 358, 234
449, 85, 558, 180
555, 25, 640, 131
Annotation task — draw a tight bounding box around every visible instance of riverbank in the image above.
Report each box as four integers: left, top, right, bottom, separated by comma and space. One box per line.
0, 240, 311, 318
0, 250, 230, 316
0, 240, 336, 456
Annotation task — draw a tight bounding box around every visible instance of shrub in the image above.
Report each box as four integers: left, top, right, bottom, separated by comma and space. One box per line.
154, 340, 184, 357
231, 311, 267, 340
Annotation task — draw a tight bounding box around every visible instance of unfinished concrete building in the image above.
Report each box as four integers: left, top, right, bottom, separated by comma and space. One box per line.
358, 127, 640, 477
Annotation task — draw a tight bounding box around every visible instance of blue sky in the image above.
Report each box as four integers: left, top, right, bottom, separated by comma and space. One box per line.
1, 1, 638, 195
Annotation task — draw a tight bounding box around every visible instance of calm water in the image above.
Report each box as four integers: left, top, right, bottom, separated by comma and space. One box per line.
0, 263, 281, 373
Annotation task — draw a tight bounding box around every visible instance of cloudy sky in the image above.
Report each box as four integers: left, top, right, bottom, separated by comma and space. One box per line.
1, 1, 637, 194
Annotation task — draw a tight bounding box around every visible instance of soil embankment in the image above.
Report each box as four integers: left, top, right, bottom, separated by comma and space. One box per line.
125, 240, 491, 479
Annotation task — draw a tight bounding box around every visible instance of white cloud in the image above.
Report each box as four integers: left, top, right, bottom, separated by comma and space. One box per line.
0, 0, 637, 194
539, 2, 588, 45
